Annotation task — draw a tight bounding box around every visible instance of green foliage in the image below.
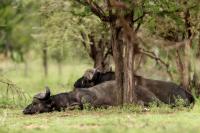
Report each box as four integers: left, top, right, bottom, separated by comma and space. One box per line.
0, 0, 38, 62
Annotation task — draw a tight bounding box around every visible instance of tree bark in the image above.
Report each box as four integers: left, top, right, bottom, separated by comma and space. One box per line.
111, 17, 137, 104
180, 7, 192, 90
123, 40, 136, 103
111, 24, 124, 105
176, 40, 191, 90
181, 39, 191, 89
4, 40, 12, 58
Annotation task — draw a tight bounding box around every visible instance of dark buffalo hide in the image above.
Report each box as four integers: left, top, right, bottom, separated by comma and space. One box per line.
74, 71, 115, 88
23, 83, 118, 115
73, 70, 195, 106
23, 80, 194, 115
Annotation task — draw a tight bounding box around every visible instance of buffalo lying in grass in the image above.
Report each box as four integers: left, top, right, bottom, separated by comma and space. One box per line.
73, 69, 195, 106
23, 80, 194, 115
23, 83, 118, 114
74, 69, 115, 88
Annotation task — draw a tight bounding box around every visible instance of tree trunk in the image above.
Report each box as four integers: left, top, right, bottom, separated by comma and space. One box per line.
197, 34, 200, 58
111, 18, 137, 104
58, 61, 62, 78
176, 40, 191, 90
111, 24, 124, 105
4, 40, 12, 58
123, 40, 136, 103
180, 8, 192, 90
42, 44, 48, 77
181, 39, 191, 89
24, 58, 28, 77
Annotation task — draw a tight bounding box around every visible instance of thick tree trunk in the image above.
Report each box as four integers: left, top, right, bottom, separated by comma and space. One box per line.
123, 41, 136, 103
111, 18, 137, 104
180, 8, 192, 90
176, 40, 191, 90
111, 25, 124, 105
42, 44, 48, 77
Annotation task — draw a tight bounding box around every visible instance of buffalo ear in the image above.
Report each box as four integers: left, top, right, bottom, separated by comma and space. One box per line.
34, 86, 51, 100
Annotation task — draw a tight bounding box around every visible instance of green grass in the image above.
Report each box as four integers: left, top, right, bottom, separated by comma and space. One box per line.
1, 60, 200, 133
1, 107, 200, 133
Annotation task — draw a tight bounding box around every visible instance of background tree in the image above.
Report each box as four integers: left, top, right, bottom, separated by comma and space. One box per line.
0, 0, 39, 76
73, 0, 149, 104
38, 0, 113, 74
143, 0, 200, 90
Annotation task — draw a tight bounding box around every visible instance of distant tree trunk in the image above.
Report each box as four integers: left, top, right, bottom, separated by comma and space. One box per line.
58, 61, 62, 78
42, 44, 48, 77
24, 58, 28, 77
4, 40, 12, 58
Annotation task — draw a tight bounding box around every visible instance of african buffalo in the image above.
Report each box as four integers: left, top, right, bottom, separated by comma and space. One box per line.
74, 69, 115, 88
73, 69, 195, 106
23, 87, 77, 114
23, 80, 194, 114
23, 83, 118, 115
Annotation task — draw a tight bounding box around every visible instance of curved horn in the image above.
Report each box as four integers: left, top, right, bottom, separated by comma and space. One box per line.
34, 86, 51, 100
44, 86, 51, 99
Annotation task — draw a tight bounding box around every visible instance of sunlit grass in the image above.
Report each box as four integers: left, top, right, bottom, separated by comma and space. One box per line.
0, 106, 200, 133
0, 60, 91, 108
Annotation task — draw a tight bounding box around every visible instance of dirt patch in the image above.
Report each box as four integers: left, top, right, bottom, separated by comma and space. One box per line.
23, 124, 48, 129
67, 123, 102, 129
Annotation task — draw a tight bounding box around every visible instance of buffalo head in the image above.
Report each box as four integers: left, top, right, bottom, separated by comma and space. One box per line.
74, 69, 99, 88
23, 87, 53, 114
83, 68, 99, 80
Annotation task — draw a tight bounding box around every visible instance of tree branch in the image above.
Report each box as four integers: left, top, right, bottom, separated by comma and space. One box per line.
133, 13, 146, 23
75, 0, 114, 22
103, 43, 112, 61
88, 33, 96, 60
135, 54, 144, 72
0, 78, 29, 101
139, 48, 174, 80
80, 31, 87, 49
